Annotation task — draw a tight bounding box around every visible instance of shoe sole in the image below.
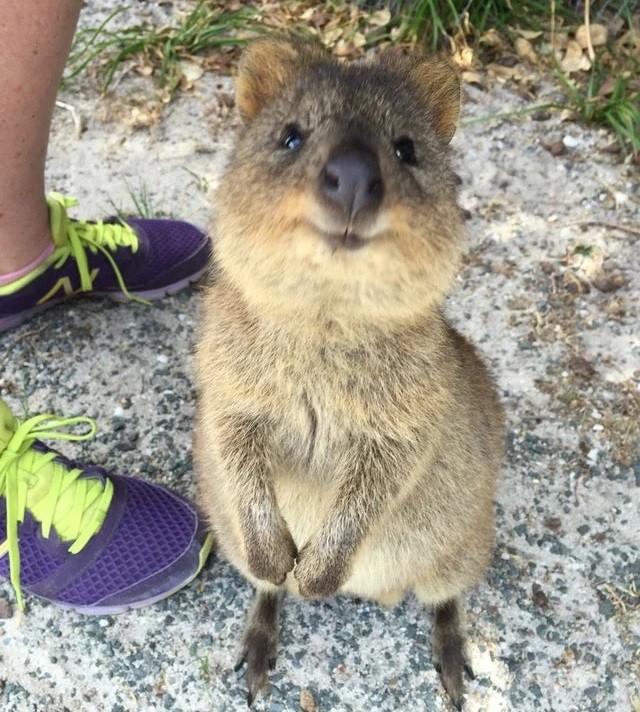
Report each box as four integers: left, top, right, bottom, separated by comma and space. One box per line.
0, 266, 208, 333
40, 532, 214, 615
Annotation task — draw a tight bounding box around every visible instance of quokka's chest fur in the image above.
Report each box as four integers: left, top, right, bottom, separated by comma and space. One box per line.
203, 288, 457, 459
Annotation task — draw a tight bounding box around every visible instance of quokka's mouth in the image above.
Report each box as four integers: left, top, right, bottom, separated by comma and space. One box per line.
305, 202, 387, 252
322, 230, 367, 251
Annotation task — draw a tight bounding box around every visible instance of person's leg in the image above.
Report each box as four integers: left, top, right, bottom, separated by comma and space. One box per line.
0, 0, 210, 334
0, 0, 83, 276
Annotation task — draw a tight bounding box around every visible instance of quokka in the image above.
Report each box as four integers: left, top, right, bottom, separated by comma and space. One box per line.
195, 36, 504, 710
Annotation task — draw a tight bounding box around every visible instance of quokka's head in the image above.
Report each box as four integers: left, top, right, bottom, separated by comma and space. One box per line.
213, 36, 465, 324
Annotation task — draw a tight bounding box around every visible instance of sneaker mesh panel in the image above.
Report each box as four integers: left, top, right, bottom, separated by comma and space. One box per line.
0, 508, 63, 585
121, 220, 206, 286
53, 477, 195, 605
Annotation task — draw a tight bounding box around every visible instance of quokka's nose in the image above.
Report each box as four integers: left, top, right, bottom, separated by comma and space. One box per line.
320, 143, 384, 219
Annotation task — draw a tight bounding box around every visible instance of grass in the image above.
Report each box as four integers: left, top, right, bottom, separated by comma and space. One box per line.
555, 55, 640, 154
386, 0, 639, 155
182, 166, 211, 195
199, 655, 211, 682
460, 102, 556, 128
390, 0, 582, 45
68, 0, 640, 156
67, 2, 261, 94
107, 179, 164, 220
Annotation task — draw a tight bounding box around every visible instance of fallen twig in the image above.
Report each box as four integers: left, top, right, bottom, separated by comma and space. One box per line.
55, 100, 86, 139
584, 0, 595, 62
559, 220, 640, 236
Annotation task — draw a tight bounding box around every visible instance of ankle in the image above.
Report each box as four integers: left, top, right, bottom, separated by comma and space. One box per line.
0, 197, 54, 276
0, 240, 55, 284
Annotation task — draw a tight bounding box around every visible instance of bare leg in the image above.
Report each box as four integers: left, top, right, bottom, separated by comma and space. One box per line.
0, 0, 83, 275
431, 598, 475, 710
235, 588, 281, 706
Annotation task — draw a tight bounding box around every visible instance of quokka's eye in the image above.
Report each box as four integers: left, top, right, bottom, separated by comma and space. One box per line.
394, 136, 417, 166
281, 123, 304, 151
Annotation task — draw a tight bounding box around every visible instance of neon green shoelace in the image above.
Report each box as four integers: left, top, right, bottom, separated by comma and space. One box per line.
48, 193, 150, 305
0, 414, 114, 611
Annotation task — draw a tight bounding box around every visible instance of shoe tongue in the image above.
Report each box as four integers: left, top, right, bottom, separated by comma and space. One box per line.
48, 196, 71, 248
0, 400, 18, 450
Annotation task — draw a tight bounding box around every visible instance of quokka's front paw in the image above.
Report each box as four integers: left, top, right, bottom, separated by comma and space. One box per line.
294, 542, 347, 598
245, 522, 297, 586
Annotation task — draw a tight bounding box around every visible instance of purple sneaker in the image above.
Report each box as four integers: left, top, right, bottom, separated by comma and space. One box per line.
0, 193, 211, 332
0, 399, 213, 614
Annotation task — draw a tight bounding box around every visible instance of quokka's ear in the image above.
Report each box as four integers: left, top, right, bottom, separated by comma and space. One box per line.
379, 50, 461, 143
236, 36, 328, 123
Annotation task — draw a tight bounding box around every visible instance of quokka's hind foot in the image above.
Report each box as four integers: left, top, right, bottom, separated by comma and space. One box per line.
235, 589, 281, 706
431, 598, 474, 710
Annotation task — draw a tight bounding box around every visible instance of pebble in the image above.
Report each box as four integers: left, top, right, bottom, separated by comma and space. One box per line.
300, 688, 317, 712
545, 139, 566, 156
562, 135, 580, 148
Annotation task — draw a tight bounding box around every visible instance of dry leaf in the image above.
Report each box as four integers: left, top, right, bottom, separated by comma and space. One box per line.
617, 29, 640, 49
323, 27, 344, 46
136, 64, 154, 77
514, 37, 537, 63
462, 70, 485, 87
334, 39, 361, 57
486, 62, 520, 79
453, 46, 475, 69
370, 9, 391, 27
179, 60, 204, 83
547, 32, 569, 51
570, 246, 604, 279
516, 29, 543, 40
575, 23, 608, 48
124, 105, 161, 129
560, 40, 591, 73
352, 31, 366, 48
597, 76, 618, 97
480, 28, 507, 50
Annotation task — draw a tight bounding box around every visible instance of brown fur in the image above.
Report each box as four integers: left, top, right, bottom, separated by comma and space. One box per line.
195, 36, 504, 709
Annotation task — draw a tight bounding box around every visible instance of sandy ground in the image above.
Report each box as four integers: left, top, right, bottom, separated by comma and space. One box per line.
0, 3, 638, 711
